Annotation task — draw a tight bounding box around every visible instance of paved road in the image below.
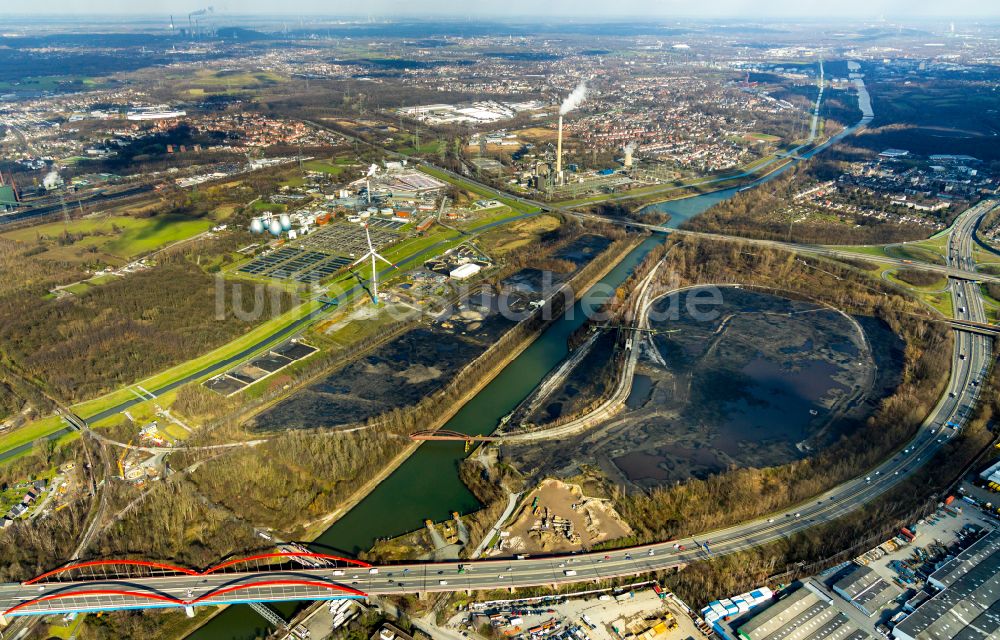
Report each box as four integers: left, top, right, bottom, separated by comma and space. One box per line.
1, 73, 992, 619
568, 209, 1000, 284
1, 206, 992, 621
0, 206, 546, 468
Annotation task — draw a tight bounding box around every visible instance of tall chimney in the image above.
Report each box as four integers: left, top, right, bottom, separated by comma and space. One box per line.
624, 146, 633, 169
556, 115, 563, 183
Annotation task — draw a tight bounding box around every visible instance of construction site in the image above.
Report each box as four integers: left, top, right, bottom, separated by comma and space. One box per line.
491, 479, 632, 556
459, 583, 708, 640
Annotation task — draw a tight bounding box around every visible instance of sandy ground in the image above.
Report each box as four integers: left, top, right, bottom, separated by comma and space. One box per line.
498, 479, 632, 555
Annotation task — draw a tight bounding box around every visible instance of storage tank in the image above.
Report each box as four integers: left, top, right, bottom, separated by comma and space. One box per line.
268, 219, 283, 236
250, 218, 265, 234
279, 213, 292, 230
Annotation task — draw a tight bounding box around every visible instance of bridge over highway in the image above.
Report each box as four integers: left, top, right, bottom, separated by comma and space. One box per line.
1, 229, 991, 624
3, 136, 994, 628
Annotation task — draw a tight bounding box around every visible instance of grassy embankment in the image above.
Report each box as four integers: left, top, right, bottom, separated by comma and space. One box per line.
0, 173, 538, 459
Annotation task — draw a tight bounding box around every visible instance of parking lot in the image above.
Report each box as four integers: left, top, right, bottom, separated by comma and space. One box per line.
858, 503, 995, 588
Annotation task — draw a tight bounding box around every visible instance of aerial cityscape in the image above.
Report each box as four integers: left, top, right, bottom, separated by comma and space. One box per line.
1, 3, 1000, 640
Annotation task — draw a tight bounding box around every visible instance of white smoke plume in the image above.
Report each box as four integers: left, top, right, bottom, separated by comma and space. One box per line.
42, 171, 60, 190
559, 81, 588, 116
624, 141, 637, 153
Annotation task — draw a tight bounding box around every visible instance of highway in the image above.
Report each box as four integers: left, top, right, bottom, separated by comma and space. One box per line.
0, 205, 993, 622
0, 72, 993, 620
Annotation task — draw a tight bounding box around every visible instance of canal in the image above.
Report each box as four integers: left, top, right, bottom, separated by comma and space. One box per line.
187, 155, 817, 640
188, 71, 874, 640
187, 234, 667, 640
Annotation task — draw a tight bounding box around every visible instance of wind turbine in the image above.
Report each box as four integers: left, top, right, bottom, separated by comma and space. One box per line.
351, 224, 395, 304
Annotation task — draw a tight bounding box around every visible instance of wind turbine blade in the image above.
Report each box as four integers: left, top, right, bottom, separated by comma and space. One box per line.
373, 253, 394, 266
350, 252, 373, 268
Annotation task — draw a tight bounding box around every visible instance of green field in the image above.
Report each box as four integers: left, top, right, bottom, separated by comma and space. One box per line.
1, 214, 214, 261
302, 159, 350, 176
418, 166, 539, 215
882, 269, 953, 316
61, 273, 118, 295
250, 201, 288, 213
0, 415, 68, 454
0, 180, 537, 460
0, 296, 328, 458
885, 244, 947, 266
747, 132, 782, 142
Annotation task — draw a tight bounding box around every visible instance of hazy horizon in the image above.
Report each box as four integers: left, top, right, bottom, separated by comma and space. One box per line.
3, 0, 999, 19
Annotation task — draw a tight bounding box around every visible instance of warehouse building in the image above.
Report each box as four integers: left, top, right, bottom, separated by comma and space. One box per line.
737, 585, 871, 640
893, 529, 1000, 640
832, 565, 901, 617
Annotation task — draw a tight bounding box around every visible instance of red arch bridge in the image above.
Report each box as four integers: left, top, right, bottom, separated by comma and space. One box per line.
0, 551, 371, 622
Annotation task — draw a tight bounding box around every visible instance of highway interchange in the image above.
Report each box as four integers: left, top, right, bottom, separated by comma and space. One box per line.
0, 203, 995, 620
0, 70, 996, 621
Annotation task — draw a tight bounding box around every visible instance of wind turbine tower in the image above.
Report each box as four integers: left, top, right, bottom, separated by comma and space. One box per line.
351, 224, 395, 304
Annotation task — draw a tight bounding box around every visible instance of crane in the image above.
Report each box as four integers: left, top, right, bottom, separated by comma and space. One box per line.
117, 440, 132, 479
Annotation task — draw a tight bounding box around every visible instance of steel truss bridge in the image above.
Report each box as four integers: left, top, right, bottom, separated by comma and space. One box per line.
408, 429, 502, 442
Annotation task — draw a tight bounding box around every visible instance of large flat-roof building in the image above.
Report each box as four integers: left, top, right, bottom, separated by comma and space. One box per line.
737, 585, 871, 640
0, 185, 17, 212
833, 565, 902, 617
892, 529, 1000, 640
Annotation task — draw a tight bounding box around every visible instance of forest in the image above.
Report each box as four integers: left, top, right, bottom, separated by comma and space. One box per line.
611, 236, 954, 542
0, 249, 293, 402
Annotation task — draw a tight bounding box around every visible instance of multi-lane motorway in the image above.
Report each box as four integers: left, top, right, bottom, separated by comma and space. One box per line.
0, 205, 994, 622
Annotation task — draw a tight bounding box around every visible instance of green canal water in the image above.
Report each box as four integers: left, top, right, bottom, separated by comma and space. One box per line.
188, 235, 667, 639
187, 75, 874, 638
182, 156, 812, 639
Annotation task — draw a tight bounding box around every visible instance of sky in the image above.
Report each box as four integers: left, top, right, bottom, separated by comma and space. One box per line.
7, 0, 1000, 18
